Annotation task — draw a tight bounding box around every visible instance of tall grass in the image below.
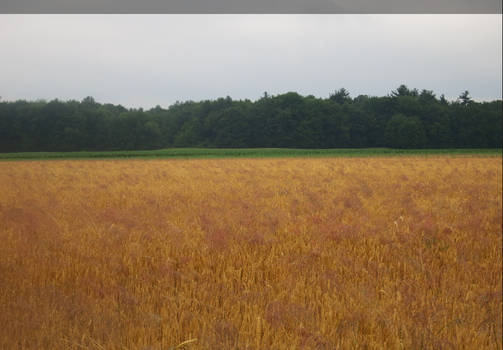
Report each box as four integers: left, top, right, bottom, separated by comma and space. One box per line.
0, 157, 501, 349
0, 147, 501, 161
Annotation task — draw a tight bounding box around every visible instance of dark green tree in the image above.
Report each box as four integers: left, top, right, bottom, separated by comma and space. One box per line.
329, 88, 351, 104
385, 114, 426, 148
458, 90, 473, 106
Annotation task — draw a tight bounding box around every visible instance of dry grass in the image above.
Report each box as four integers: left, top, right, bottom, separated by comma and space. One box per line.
0, 157, 501, 349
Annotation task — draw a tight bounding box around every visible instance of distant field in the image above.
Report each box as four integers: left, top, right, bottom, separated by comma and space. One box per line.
0, 147, 501, 160
0, 157, 501, 349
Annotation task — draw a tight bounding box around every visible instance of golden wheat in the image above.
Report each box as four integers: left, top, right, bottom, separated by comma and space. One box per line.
0, 157, 501, 349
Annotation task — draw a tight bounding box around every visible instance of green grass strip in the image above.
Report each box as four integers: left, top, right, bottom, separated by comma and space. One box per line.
0, 148, 501, 161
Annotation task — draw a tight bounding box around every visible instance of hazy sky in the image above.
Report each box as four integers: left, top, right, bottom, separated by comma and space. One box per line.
0, 15, 501, 108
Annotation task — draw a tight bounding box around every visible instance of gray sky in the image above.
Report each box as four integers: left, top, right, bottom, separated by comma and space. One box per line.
1, 0, 501, 13
0, 15, 501, 108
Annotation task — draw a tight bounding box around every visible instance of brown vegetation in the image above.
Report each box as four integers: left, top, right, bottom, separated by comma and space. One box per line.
0, 157, 501, 349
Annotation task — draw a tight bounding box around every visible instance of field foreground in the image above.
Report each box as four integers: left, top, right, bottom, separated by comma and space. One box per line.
0, 157, 501, 349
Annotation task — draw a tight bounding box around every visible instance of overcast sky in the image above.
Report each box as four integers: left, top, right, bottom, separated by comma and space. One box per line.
0, 15, 501, 108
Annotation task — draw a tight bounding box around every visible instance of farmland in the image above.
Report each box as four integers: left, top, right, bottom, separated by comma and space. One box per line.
0, 156, 501, 349
0, 147, 501, 161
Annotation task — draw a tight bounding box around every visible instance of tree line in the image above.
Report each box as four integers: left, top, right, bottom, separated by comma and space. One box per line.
0, 85, 501, 152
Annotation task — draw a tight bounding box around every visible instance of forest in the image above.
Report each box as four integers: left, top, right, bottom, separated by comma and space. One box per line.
0, 85, 501, 152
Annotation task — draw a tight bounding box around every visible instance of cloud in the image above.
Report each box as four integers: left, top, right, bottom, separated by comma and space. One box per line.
0, 15, 501, 108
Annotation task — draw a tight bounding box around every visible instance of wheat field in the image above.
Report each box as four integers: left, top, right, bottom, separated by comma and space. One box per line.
0, 157, 501, 349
